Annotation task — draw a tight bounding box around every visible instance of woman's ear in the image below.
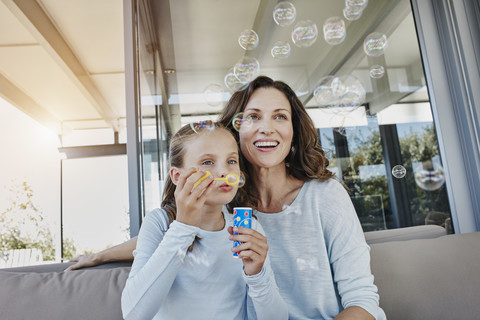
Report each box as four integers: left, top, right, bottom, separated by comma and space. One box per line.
170, 167, 181, 185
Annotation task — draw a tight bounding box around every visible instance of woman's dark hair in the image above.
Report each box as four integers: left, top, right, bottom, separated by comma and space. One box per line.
218, 75, 335, 206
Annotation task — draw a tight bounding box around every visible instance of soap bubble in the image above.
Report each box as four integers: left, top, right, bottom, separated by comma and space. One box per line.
338, 75, 366, 108
237, 172, 246, 188
291, 20, 318, 47
238, 29, 259, 50
190, 120, 215, 134
343, 6, 363, 21
314, 76, 342, 107
234, 56, 260, 83
364, 32, 388, 57
224, 68, 245, 92
203, 83, 224, 106
414, 161, 445, 191
369, 65, 385, 78
271, 40, 291, 59
392, 165, 406, 179
323, 17, 346, 45
314, 75, 365, 108
273, 1, 296, 27
346, 0, 368, 10
232, 112, 253, 132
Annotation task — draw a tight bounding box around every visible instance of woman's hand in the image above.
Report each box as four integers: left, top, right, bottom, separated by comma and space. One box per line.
66, 253, 100, 271
228, 226, 268, 276
174, 168, 215, 227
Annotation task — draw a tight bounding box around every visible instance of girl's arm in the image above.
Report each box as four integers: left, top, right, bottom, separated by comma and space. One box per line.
121, 210, 199, 320
229, 222, 289, 319
67, 237, 137, 271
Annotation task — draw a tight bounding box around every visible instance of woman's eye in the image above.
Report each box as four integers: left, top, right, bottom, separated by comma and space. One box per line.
275, 114, 287, 120
202, 160, 213, 165
246, 114, 258, 121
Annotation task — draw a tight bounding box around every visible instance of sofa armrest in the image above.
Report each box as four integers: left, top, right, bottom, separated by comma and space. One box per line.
0, 264, 131, 320
370, 232, 480, 320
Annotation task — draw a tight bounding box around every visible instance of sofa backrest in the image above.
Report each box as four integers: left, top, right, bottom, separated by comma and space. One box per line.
364, 224, 447, 244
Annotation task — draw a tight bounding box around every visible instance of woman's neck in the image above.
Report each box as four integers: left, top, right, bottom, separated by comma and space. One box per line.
250, 163, 304, 213
197, 204, 225, 231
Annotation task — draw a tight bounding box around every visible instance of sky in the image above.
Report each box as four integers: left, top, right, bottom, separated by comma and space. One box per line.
0, 97, 129, 260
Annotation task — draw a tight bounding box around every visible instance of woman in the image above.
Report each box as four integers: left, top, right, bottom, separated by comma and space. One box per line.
69, 76, 385, 320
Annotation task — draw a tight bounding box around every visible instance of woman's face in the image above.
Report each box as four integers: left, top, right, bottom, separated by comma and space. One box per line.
239, 87, 294, 170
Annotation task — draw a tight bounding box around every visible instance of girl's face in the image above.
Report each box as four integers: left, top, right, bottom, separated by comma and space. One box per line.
239, 88, 294, 170
181, 129, 240, 205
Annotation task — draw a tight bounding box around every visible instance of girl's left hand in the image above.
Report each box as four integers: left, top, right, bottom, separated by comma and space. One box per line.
228, 226, 268, 276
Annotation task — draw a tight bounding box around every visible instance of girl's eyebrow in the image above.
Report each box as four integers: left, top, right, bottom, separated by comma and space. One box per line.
198, 152, 238, 158
244, 107, 291, 113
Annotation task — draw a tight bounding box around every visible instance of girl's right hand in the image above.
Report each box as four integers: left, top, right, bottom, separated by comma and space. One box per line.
174, 168, 215, 227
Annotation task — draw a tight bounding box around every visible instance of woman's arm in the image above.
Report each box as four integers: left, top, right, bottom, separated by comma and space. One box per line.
66, 237, 137, 271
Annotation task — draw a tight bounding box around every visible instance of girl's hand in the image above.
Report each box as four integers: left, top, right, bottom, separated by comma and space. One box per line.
175, 168, 215, 227
228, 226, 268, 275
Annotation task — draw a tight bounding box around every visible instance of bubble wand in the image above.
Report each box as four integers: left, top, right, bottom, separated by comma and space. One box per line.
193, 171, 241, 188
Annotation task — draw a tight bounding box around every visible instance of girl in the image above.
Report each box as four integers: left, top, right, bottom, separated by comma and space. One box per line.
120, 123, 287, 320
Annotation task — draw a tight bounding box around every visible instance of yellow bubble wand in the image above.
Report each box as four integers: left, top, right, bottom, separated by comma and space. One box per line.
193, 171, 241, 188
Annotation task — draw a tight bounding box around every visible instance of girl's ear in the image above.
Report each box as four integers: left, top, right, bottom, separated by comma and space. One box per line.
170, 167, 181, 185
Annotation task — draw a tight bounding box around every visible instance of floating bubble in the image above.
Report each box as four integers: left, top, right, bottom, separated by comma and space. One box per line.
338, 75, 366, 108
364, 32, 388, 57
314, 75, 365, 108
203, 83, 224, 106
296, 257, 320, 271
323, 17, 346, 45
369, 65, 385, 79
234, 56, 260, 83
271, 40, 291, 59
273, 1, 296, 27
190, 120, 215, 134
343, 6, 363, 21
224, 68, 245, 92
238, 29, 259, 50
232, 112, 253, 132
414, 161, 445, 191
346, 0, 368, 10
238, 172, 246, 188
314, 76, 342, 107
392, 165, 406, 179
291, 20, 318, 47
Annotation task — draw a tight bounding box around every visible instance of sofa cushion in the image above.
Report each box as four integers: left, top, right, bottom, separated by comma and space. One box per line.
0, 266, 130, 320
370, 232, 480, 320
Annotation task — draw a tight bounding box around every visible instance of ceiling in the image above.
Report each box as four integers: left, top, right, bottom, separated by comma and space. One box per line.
0, 0, 429, 145
0, 0, 125, 138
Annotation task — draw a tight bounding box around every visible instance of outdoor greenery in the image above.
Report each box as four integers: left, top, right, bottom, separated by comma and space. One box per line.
324, 122, 450, 230
0, 181, 77, 261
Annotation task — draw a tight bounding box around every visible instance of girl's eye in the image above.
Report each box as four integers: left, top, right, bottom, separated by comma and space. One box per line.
228, 159, 238, 165
202, 160, 213, 165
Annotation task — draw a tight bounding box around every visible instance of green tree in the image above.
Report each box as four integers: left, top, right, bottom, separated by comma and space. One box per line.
0, 181, 77, 261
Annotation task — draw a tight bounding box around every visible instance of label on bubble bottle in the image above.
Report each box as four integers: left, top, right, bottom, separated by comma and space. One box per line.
233, 207, 252, 257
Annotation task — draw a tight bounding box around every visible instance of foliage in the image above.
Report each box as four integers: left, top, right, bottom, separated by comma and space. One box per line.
327, 123, 450, 229
0, 181, 76, 261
